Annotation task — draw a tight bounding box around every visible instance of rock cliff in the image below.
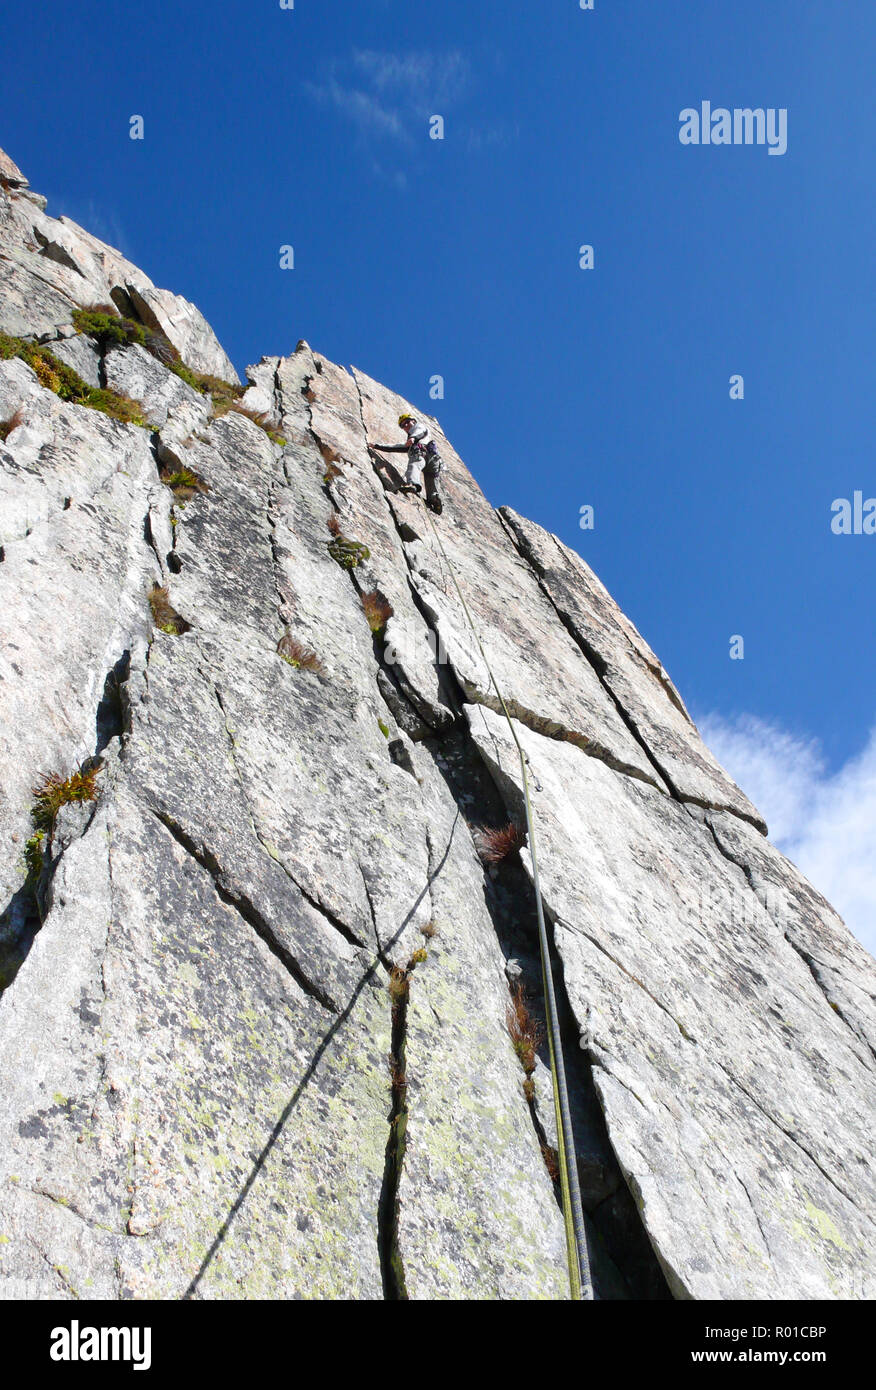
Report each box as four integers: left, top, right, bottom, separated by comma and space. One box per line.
1, 147, 873, 1301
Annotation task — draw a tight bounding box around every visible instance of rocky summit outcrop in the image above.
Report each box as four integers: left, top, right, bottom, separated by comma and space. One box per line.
0, 147, 874, 1303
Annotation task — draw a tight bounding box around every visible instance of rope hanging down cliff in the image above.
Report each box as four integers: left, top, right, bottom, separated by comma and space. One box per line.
419, 500, 593, 1303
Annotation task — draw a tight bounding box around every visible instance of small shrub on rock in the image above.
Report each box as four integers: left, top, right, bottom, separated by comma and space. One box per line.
506, 983, 542, 1076
72, 307, 148, 350
160, 465, 208, 503
0, 407, 25, 442
148, 583, 190, 636
388, 965, 408, 1014
540, 1142, 560, 1184
474, 822, 526, 864
277, 633, 324, 673
360, 590, 393, 635
229, 402, 286, 446
328, 535, 370, 570
32, 767, 100, 833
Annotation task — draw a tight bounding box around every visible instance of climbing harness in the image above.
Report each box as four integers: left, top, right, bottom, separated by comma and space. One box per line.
420, 502, 593, 1302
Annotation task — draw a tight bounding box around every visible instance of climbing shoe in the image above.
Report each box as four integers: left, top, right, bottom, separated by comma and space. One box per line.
427, 496, 443, 515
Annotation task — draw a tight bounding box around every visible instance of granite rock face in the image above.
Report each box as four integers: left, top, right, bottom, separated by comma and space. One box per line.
0, 147, 873, 1302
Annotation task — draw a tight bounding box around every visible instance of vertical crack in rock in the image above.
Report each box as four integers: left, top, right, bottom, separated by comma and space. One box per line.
357, 862, 417, 1300
95, 651, 131, 755
347, 383, 673, 1297
377, 959, 410, 1301
362, 449, 662, 785
495, 514, 690, 802
267, 459, 294, 630
404, 543, 663, 784
142, 503, 166, 580
1, 657, 127, 998
355, 564, 463, 737
422, 726, 672, 1299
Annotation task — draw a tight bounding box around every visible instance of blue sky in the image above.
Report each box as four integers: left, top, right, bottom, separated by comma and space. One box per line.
3, 1, 874, 943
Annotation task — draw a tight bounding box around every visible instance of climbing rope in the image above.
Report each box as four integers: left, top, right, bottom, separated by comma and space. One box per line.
421, 503, 593, 1302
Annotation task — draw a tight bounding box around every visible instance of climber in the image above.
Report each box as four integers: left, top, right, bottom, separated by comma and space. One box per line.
369, 414, 444, 514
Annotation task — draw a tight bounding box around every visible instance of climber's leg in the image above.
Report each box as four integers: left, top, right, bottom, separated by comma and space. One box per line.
402, 446, 423, 493
423, 446, 444, 514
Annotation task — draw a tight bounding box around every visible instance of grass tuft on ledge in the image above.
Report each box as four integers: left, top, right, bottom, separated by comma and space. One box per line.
32, 767, 100, 833
159, 465, 208, 503
0, 332, 147, 426
148, 583, 191, 636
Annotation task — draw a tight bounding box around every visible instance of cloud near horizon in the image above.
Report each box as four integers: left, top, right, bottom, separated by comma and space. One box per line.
698, 712, 876, 956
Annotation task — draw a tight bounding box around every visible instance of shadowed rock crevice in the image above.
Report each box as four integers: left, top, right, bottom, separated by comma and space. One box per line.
377, 495, 666, 792
1, 667, 122, 998
422, 726, 672, 1300
0, 788, 102, 999
95, 651, 131, 755
377, 963, 410, 1301
352, 563, 462, 739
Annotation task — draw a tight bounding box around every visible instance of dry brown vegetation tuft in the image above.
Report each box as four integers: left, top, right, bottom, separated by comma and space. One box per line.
228, 402, 286, 446
506, 982, 542, 1076
0, 406, 25, 442
475, 822, 526, 864
148, 584, 190, 636
540, 1142, 560, 1184
388, 965, 409, 1024
277, 632, 324, 673
360, 590, 394, 635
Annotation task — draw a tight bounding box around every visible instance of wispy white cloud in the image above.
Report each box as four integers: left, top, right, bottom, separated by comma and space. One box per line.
351, 49, 470, 105
699, 712, 876, 956
307, 48, 470, 151
311, 78, 409, 142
